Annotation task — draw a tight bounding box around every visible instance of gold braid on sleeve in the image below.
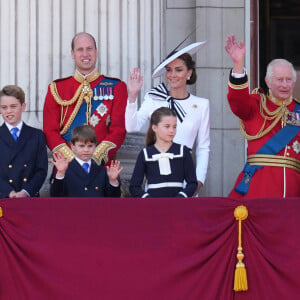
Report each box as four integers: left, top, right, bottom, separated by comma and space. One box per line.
239, 88, 289, 141
92, 141, 117, 165
53, 144, 75, 161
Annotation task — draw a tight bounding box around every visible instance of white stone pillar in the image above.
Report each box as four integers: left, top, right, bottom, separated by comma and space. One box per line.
0, 0, 163, 125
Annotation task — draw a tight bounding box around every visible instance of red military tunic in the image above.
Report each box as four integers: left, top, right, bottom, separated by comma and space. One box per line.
227, 73, 300, 198
43, 69, 127, 165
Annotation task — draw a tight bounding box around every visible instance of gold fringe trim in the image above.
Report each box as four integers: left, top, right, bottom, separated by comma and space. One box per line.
233, 205, 248, 292
0, 207, 2, 218
239, 89, 289, 141
228, 81, 249, 90
92, 141, 116, 165
53, 144, 75, 161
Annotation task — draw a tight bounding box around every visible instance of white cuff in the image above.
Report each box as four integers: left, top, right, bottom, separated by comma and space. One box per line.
231, 68, 247, 78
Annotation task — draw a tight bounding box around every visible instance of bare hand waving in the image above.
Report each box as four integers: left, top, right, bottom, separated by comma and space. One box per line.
225, 35, 245, 73
128, 68, 144, 103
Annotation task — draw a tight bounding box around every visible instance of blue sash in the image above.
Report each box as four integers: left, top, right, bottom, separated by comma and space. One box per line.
62, 77, 119, 142
235, 103, 300, 195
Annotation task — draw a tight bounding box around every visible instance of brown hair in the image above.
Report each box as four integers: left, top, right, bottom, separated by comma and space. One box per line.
71, 32, 97, 51
71, 125, 97, 145
177, 53, 197, 85
146, 107, 176, 146
0, 85, 25, 104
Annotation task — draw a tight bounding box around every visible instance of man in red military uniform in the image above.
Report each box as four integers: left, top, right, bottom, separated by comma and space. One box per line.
43, 32, 127, 165
225, 34, 300, 198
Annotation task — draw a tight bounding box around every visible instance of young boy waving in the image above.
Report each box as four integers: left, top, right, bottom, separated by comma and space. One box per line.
50, 125, 122, 197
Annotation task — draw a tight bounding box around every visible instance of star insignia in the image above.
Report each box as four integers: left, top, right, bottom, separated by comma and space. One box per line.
96, 103, 108, 117
89, 115, 100, 127
292, 140, 300, 154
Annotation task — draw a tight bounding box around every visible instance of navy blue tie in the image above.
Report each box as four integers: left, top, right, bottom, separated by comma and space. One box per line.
11, 127, 19, 141
82, 162, 89, 173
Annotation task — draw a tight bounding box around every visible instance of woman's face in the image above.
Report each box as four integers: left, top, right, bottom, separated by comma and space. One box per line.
165, 58, 192, 91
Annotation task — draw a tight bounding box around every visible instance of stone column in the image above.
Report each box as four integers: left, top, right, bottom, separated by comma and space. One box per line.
0, 0, 163, 196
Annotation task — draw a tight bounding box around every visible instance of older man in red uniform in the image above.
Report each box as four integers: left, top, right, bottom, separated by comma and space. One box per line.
225, 34, 300, 198
43, 32, 127, 165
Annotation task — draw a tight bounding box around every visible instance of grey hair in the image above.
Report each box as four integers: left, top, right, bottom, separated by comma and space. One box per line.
266, 59, 297, 83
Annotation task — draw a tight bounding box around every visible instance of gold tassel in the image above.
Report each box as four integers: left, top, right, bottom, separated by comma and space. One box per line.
233, 205, 248, 292
0, 206, 3, 218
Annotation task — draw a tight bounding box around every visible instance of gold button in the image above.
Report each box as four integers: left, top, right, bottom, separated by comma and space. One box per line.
287, 146, 291, 150
286, 153, 290, 156
8, 165, 12, 169
9, 179, 13, 183
23, 178, 27, 182
84, 187, 88, 191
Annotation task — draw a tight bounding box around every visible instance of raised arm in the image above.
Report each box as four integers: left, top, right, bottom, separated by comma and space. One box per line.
50, 152, 70, 178
225, 34, 246, 74
127, 68, 144, 103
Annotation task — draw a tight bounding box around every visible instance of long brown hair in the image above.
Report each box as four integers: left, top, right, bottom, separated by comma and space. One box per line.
146, 107, 176, 146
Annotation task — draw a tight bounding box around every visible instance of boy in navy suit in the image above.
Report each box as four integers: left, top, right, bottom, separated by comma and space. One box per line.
50, 125, 122, 197
0, 85, 48, 198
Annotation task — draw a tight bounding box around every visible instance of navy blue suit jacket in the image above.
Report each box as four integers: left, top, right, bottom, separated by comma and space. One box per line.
50, 159, 121, 197
0, 123, 48, 198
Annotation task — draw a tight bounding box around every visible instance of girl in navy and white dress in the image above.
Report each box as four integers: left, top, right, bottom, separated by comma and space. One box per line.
129, 107, 197, 198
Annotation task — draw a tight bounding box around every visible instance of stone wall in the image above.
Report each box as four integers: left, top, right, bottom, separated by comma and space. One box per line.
0, 0, 248, 197
164, 0, 247, 196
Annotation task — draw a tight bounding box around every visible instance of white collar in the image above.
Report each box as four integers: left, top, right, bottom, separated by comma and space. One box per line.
75, 157, 91, 167
6, 121, 23, 132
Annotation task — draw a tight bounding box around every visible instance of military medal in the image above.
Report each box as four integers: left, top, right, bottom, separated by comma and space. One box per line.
287, 111, 300, 126
104, 89, 109, 100
108, 87, 114, 100
99, 89, 104, 101
93, 88, 99, 100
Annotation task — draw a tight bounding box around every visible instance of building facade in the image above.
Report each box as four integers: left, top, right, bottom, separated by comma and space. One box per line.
2, 1, 298, 197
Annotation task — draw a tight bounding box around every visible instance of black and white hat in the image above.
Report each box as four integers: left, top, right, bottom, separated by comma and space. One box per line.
152, 41, 207, 78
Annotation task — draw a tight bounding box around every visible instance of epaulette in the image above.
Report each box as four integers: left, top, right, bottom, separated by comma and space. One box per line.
52, 76, 73, 83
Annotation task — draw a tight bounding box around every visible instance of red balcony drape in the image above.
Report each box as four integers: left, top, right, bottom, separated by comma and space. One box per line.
0, 197, 299, 300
